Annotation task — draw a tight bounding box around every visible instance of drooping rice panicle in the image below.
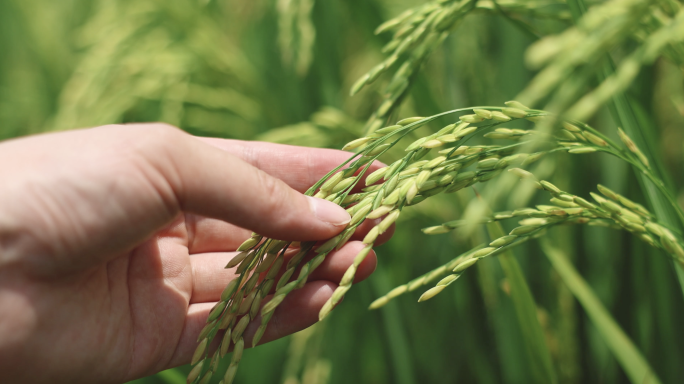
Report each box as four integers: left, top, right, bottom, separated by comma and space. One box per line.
190, 105, 683, 383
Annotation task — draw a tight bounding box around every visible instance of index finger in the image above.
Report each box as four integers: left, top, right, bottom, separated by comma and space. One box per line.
197, 138, 385, 192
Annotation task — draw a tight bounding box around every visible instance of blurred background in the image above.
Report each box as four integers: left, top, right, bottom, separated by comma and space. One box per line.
2, 0, 684, 383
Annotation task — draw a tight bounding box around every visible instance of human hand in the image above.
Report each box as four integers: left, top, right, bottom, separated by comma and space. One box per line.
0, 124, 393, 383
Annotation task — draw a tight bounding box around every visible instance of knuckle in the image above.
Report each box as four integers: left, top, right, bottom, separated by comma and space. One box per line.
131, 123, 185, 160
255, 170, 289, 214
103, 123, 184, 159
142, 123, 183, 143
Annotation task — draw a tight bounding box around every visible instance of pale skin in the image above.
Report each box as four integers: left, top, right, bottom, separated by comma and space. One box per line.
0, 123, 393, 384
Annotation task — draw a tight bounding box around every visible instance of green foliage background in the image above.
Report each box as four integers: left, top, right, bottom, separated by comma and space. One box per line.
2, 0, 684, 383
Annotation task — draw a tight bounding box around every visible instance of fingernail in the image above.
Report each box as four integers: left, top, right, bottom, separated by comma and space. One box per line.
307, 196, 351, 226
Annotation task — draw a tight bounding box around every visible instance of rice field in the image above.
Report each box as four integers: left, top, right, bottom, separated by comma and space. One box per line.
2, 0, 684, 383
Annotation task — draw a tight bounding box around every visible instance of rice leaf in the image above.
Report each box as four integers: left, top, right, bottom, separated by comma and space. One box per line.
486, 221, 557, 384
156, 368, 186, 384
540, 239, 662, 384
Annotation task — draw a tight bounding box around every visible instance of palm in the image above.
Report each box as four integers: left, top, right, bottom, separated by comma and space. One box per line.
26, 215, 209, 383
117, 214, 246, 380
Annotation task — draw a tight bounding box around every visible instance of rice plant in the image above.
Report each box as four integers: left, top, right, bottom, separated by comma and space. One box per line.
191, 104, 681, 384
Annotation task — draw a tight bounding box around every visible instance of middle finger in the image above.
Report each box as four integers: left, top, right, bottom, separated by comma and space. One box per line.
189, 241, 378, 304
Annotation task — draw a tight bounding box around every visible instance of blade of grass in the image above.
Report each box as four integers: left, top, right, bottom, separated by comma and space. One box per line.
156, 368, 186, 384
371, 269, 416, 384
566, 0, 684, 299
472, 232, 531, 383
492, 0, 543, 40
451, 277, 499, 384
540, 239, 663, 384
485, 221, 557, 384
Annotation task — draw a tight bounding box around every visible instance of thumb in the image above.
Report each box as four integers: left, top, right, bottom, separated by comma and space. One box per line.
153, 127, 350, 241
